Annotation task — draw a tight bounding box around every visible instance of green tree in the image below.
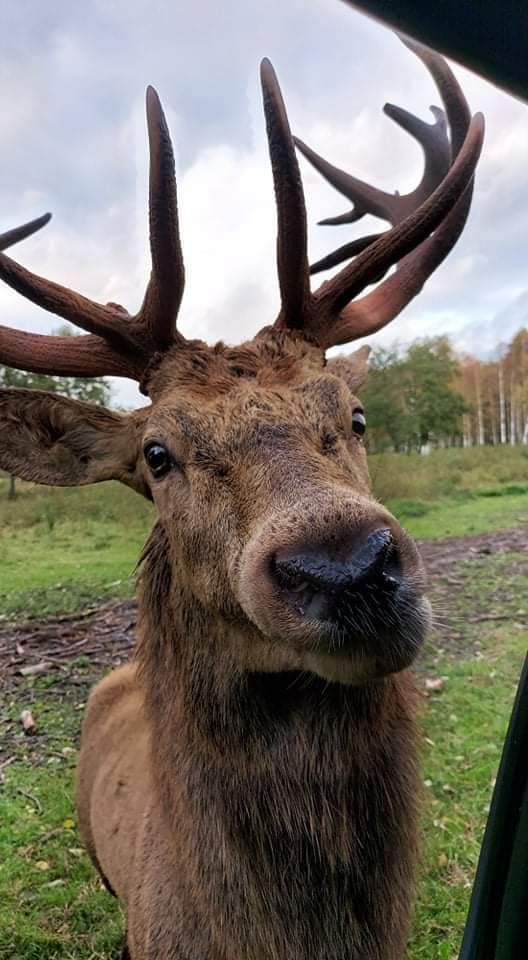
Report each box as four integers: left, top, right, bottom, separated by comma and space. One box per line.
362, 348, 418, 452
404, 337, 467, 448
362, 337, 467, 452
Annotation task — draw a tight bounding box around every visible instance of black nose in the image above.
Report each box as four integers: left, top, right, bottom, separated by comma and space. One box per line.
273, 528, 399, 620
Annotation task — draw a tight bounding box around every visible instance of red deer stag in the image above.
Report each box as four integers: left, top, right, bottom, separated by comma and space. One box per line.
0, 41, 483, 960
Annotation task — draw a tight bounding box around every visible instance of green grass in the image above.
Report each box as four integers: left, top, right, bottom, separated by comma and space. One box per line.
0, 678, 123, 959
410, 644, 526, 958
0, 481, 152, 619
369, 444, 528, 503
387, 489, 528, 539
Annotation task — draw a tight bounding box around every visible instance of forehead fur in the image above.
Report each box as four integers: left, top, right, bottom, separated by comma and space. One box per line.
144, 330, 326, 401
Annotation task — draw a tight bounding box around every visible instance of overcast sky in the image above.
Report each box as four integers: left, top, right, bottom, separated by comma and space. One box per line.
1, 0, 527, 407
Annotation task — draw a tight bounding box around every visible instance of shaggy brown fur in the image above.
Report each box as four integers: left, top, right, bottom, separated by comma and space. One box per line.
0, 331, 431, 959
0, 331, 430, 958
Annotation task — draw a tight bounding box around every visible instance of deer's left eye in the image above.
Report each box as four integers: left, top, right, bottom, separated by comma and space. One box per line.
352, 409, 366, 437
144, 442, 173, 479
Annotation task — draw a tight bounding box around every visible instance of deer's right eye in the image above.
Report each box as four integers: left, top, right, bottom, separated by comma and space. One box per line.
144, 442, 173, 479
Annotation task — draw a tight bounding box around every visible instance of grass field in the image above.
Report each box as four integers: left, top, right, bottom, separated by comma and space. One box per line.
1, 446, 527, 958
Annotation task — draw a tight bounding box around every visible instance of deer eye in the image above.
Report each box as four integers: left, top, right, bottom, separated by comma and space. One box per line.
144, 442, 173, 479
352, 409, 366, 437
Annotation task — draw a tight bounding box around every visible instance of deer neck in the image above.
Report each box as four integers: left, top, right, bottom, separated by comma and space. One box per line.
134, 524, 420, 958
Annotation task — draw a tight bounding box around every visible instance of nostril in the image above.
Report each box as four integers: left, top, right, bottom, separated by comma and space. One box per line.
356, 528, 397, 585
273, 528, 400, 601
272, 555, 315, 593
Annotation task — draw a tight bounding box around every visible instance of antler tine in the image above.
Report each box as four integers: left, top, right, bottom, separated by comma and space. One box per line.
326, 182, 475, 347
294, 137, 396, 226
0, 252, 138, 343
281, 39, 483, 349
138, 87, 185, 347
260, 59, 311, 330
0, 88, 185, 384
327, 40, 475, 346
309, 233, 383, 275
401, 36, 470, 156
312, 111, 483, 329
383, 103, 450, 207
0, 328, 140, 378
320, 39, 475, 345
0, 212, 137, 378
296, 35, 470, 278
294, 101, 450, 235
0, 213, 52, 252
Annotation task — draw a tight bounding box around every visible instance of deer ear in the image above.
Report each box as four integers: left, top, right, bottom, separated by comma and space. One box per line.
0, 389, 150, 497
327, 345, 371, 394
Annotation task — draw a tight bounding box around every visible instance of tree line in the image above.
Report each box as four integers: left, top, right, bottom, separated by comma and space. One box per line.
361, 327, 528, 453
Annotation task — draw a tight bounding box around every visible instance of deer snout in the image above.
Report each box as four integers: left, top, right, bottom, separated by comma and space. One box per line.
272, 528, 399, 621
237, 504, 431, 683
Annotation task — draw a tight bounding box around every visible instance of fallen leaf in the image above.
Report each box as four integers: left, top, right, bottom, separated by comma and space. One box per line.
425, 677, 445, 692
20, 710, 37, 735
18, 661, 51, 678
62, 818, 75, 830
35, 860, 50, 871
447, 862, 472, 887
438, 852, 449, 868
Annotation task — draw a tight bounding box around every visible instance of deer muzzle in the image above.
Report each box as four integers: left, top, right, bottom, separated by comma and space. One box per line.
237, 500, 431, 683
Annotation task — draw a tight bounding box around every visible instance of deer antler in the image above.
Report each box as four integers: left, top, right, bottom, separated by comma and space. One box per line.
0, 49, 483, 378
296, 37, 469, 274
261, 60, 311, 331
261, 40, 484, 348
0, 88, 184, 383
0, 213, 52, 253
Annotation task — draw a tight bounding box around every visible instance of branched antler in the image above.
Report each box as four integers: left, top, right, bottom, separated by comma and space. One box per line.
0, 88, 184, 383
261, 38, 483, 348
295, 37, 470, 276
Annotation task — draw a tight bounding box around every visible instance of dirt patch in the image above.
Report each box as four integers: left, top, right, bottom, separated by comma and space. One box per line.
0, 601, 137, 689
418, 525, 528, 576
417, 525, 527, 663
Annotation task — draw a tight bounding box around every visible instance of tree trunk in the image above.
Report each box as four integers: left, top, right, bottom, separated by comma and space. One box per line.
475, 369, 485, 445
510, 377, 516, 445
8, 474, 16, 500
499, 362, 507, 443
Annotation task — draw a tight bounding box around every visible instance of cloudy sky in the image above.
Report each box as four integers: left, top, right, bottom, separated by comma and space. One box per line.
1, 0, 527, 407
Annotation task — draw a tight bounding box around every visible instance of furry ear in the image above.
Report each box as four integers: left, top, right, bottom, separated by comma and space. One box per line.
327, 345, 371, 394
0, 388, 150, 497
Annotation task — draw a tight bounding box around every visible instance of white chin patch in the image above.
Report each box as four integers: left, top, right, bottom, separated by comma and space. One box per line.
302, 650, 376, 686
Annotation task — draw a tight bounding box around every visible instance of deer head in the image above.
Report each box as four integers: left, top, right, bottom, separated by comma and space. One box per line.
0, 42, 483, 685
